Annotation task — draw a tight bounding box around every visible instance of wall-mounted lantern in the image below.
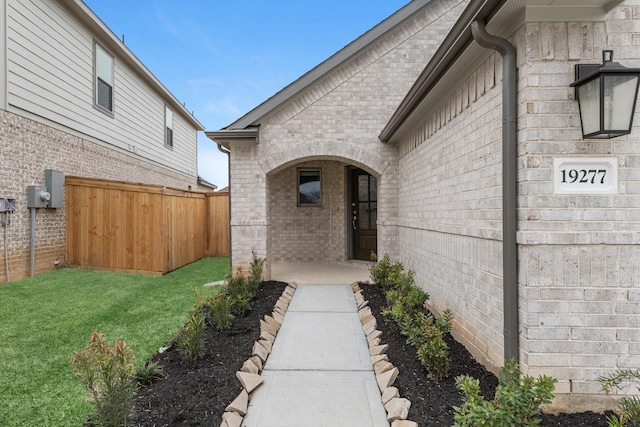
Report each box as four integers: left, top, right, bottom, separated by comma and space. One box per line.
571, 50, 640, 139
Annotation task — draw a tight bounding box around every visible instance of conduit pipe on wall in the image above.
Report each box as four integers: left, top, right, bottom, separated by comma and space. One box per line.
30, 207, 36, 277
217, 143, 232, 267
2, 213, 10, 282
471, 20, 519, 363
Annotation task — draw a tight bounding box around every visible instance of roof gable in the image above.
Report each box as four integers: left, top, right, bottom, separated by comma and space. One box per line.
224, 0, 437, 131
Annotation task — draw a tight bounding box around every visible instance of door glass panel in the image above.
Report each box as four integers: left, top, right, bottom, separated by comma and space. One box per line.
369, 203, 378, 230
370, 176, 377, 201
370, 202, 377, 228
358, 175, 369, 202
358, 204, 370, 230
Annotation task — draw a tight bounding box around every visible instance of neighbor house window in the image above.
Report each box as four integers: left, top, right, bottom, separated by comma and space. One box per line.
298, 169, 321, 206
94, 41, 114, 115
165, 105, 173, 148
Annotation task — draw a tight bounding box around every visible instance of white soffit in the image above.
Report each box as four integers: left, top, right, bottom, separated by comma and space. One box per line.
513, 0, 623, 22
526, 6, 612, 21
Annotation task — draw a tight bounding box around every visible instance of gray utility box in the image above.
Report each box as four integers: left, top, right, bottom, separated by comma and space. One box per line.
27, 186, 50, 208
45, 169, 64, 208
0, 198, 16, 212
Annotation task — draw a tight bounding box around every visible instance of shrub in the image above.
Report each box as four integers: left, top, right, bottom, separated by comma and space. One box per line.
453, 361, 557, 427
193, 289, 208, 313
210, 292, 234, 331
176, 308, 206, 364
382, 269, 421, 318
135, 361, 164, 387
222, 269, 253, 316
599, 369, 640, 427
401, 310, 453, 382
70, 332, 136, 427
248, 252, 265, 292
386, 272, 427, 321
370, 253, 405, 291
378, 255, 453, 382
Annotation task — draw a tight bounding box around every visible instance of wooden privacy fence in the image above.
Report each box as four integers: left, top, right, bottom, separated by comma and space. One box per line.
65, 176, 229, 275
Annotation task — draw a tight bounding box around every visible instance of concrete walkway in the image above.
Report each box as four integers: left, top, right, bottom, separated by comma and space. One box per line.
241, 263, 389, 427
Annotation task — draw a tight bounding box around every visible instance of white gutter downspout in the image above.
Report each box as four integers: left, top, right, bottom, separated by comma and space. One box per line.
471, 20, 519, 363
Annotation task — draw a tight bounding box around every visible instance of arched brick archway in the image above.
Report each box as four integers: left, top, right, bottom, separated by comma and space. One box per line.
258, 140, 391, 177
262, 146, 397, 266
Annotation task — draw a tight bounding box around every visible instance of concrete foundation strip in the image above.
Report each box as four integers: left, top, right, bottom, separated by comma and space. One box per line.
351, 281, 418, 427
221, 282, 298, 427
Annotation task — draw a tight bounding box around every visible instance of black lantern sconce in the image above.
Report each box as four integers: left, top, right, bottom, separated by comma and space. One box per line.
571, 50, 640, 139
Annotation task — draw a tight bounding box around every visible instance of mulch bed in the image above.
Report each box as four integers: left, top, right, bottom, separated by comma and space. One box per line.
130, 280, 288, 426
360, 282, 611, 426
131, 280, 611, 426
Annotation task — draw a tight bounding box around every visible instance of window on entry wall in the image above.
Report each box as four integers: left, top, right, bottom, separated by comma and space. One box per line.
298, 169, 321, 206
94, 41, 114, 115
165, 105, 173, 148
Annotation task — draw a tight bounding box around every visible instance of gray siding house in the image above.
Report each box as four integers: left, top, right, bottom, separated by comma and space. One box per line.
0, 0, 204, 281
208, 0, 640, 411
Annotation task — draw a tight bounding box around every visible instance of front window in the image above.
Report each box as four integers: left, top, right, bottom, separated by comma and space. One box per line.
298, 169, 321, 206
94, 41, 114, 114
165, 106, 173, 148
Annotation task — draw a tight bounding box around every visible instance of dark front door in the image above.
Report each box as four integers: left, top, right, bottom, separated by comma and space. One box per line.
350, 168, 377, 260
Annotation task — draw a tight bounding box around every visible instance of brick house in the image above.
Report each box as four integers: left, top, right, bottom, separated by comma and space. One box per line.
0, 0, 204, 281
207, 0, 640, 411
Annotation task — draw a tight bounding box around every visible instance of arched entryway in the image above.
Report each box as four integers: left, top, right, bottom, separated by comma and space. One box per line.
266, 159, 381, 264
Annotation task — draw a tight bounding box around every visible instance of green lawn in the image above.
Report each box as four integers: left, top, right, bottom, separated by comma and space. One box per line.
0, 257, 229, 427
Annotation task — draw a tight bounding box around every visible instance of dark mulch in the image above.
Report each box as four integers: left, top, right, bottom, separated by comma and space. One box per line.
360, 282, 611, 427
130, 280, 287, 426
131, 280, 611, 427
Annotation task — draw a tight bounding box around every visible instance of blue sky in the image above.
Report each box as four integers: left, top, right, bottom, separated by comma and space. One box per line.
82, 0, 410, 188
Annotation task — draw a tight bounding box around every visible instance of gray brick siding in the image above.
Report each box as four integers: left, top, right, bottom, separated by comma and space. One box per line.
0, 110, 200, 281
393, 1, 640, 409
229, 0, 466, 271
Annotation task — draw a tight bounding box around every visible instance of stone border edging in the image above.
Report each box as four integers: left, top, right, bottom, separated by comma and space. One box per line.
219, 281, 298, 427
352, 281, 419, 427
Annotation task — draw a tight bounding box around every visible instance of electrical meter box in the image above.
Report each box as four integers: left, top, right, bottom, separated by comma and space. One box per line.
45, 169, 64, 208
27, 186, 50, 208
0, 198, 16, 212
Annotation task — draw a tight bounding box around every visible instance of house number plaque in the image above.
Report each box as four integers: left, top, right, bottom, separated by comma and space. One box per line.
554, 158, 618, 194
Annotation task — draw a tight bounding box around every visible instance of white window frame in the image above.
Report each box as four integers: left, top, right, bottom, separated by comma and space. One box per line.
93, 40, 115, 116
165, 105, 174, 148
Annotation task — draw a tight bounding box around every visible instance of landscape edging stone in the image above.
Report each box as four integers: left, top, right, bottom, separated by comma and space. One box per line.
220, 282, 297, 427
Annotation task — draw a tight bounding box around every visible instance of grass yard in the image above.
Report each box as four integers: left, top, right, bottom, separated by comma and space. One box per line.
0, 257, 229, 427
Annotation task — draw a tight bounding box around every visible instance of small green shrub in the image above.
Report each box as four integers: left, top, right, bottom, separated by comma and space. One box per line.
210, 292, 234, 331
453, 361, 557, 427
176, 308, 206, 364
370, 253, 405, 291
248, 251, 265, 292
135, 361, 164, 386
387, 273, 427, 321
378, 255, 453, 383
401, 310, 453, 382
383, 269, 422, 319
70, 331, 136, 427
193, 289, 208, 312
599, 369, 640, 427
223, 269, 253, 316
417, 335, 449, 382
